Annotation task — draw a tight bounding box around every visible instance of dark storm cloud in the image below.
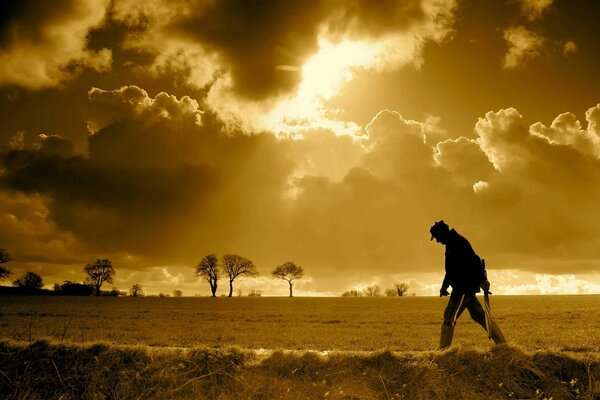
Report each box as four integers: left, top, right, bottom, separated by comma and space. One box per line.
0, 86, 296, 266
0, 0, 69, 46
0, 145, 215, 253
173, 0, 328, 99
0, 0, 111, 89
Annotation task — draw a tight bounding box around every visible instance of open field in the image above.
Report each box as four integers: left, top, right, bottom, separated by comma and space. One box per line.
1, 295, 600, 399
1, 295, 599, 351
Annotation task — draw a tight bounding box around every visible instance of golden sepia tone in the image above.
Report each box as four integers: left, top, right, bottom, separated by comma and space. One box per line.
1, 1, 600, 398
1, 0, 599, 296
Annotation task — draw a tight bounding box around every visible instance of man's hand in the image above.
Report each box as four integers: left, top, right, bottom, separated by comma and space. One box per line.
480, 279, 491, 293
439, 288, 450, 297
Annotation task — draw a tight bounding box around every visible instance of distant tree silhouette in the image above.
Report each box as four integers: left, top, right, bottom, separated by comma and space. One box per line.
247, 288, 262, 297
363, 285, 381, 297
342, 289, 363, 297
130, 283, 143, 297
54, 280, 93, 296
84, 259, 115, 296
221, 254, 258, 297
0, 249, 11, 281
385, 288, 397, 297
395, 282, 409, 296
197, 254, 219, 297
272, 261, 304, 297
13, 271, 43, 290
173, 289, 183, 297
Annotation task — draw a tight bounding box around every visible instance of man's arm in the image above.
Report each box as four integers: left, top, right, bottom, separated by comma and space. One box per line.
480, 259, 491, 293
440, 274, 450, 297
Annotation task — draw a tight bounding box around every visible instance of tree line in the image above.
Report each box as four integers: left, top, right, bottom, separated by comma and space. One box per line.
0, 249, 307, 297
342, 283, 410, 297
1, 248, 411, 297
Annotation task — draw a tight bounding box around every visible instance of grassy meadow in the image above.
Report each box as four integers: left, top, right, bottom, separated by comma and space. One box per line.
0, 294, 599, 351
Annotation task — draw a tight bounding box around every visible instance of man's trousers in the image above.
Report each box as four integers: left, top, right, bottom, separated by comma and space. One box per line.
439, 291, 506, 349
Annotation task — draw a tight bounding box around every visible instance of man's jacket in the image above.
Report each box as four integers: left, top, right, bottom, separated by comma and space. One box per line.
442, 229, 485, 294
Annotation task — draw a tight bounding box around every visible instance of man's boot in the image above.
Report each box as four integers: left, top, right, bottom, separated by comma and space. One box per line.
438, 324, 454, 349
490, 321, 506, 345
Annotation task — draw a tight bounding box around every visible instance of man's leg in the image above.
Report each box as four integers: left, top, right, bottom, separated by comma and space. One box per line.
466, 295, 507, 345
439, 292, 467, 349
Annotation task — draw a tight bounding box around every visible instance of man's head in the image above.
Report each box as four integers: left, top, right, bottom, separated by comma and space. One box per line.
430, 220, 450, 244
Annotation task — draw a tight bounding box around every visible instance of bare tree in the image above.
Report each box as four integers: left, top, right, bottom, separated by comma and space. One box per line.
395, 282, 409, 296
385, 288, 398, 297
197, 254, 219, 297
342, 289, 363, 297
0, 249, 11, 281
130, 283, 143, 297
221, 254, 258, 297
13, 271, 43, 289
173, 289, 183, 297
84, 259, 115, 296
363, 285, 381, 297
272, 261, 304, 297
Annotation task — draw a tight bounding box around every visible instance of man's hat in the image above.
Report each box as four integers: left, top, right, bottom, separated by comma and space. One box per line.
430, 220, 449, 241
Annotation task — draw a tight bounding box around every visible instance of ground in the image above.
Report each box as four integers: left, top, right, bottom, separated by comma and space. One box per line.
1, 295, 598, 351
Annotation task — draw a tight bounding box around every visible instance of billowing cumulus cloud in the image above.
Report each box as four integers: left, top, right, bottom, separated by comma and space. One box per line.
530, 106, 600, 157
0, 0, 111, 89
502, 26, 545, 69
470, 107, 600, 269
86, 85, 203, 133
434, 137, 494, 187
2, 91, 600, 292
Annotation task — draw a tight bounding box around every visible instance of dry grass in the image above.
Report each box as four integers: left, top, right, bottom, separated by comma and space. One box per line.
0, 340, 599, 399
0, 295, 599, 351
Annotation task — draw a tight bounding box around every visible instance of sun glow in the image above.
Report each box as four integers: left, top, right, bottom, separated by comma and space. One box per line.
300, 39, 383, 101
266, 39, 384, 136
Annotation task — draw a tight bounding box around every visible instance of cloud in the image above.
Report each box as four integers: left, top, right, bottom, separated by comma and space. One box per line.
475, 107, 531, 171
562, 40, 578, 57
518, 0, 553, 21
0, 87, 217, 257
496, 273, 600, 295
1, 86, 298, 269
502, 26, 545, 69
166, 0, 456, 100
530, 108, 600, 157
86, 85, 203, 133
33, 135, 76, 158
470, 106, 600, 265
0, 0, 111, 89
434, 137, 495, 187
2, 83, 600, 292
0, 190, 92, 287
109, 0, 457, 134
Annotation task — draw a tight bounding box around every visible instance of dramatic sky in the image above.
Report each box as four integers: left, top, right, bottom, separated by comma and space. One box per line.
1, 0, 599, 296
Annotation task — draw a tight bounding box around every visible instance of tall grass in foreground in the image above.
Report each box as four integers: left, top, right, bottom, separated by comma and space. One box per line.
1, 340, 598, 399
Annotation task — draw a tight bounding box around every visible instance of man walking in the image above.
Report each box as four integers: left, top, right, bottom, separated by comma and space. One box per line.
430, 220, 506, 349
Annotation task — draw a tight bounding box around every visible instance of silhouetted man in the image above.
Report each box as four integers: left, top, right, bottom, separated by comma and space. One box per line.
430, 220, 506, 349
